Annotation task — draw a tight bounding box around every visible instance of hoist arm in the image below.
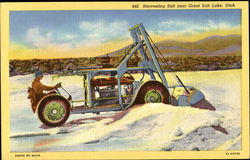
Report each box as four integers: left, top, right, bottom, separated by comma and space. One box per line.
129, 24, 169, 88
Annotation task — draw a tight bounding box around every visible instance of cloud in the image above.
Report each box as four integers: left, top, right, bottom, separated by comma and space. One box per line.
80, 21, 102, 31
64, 34, 77, 40
161, 20, 186, 26
157, 20, 240, 36
24, 20, 131, 52
79, 20, 130, 45
25, 27, 52, 48
19, 24, 132, 59
25, 27, 74, 50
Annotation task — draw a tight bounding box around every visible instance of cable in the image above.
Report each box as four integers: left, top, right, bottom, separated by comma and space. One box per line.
145, 31, 190, 95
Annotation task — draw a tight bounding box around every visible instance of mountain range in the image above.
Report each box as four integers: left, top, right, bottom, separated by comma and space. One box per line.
104, 34, 241, 57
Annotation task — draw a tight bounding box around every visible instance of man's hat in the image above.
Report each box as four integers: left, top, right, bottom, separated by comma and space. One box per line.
35, 71, 43, 77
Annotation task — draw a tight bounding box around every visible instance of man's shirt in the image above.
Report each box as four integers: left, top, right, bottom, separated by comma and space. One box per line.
32, 79, 55, 95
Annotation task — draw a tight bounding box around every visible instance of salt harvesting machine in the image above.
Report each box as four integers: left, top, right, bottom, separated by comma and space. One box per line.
30, 24, 214, 127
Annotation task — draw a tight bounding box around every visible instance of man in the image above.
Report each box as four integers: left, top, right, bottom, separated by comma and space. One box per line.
28, 71, 61, 113
32, 71, 61, 101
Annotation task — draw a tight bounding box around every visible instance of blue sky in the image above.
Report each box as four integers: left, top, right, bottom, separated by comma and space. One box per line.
10, 9, 241, 59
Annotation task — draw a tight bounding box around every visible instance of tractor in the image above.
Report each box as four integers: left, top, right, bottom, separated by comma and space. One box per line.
29, 24, 213, 127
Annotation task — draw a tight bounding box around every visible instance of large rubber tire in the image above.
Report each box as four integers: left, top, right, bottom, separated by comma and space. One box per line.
37, 95, 71, 127
133, 81, 170, 105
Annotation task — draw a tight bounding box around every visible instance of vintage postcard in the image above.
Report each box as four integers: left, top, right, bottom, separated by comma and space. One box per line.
1, 1, 249, 159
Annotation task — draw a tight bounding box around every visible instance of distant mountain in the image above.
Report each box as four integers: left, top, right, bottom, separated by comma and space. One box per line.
103, 34, 241, 57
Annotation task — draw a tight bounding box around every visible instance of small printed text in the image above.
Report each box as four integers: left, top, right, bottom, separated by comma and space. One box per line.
132, 3, 235, 9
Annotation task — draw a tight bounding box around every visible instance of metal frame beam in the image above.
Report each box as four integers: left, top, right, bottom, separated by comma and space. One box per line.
138, 24, 169, 88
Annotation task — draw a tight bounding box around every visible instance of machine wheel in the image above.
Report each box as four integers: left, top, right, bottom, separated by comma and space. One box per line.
37, 95, 71, 127
133, 81, 170, 105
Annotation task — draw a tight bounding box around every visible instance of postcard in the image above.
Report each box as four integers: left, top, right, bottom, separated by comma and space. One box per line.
1, 1, 249, 159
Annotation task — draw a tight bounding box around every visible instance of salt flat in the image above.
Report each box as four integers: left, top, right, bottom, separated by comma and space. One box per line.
9, 69, 241, 151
